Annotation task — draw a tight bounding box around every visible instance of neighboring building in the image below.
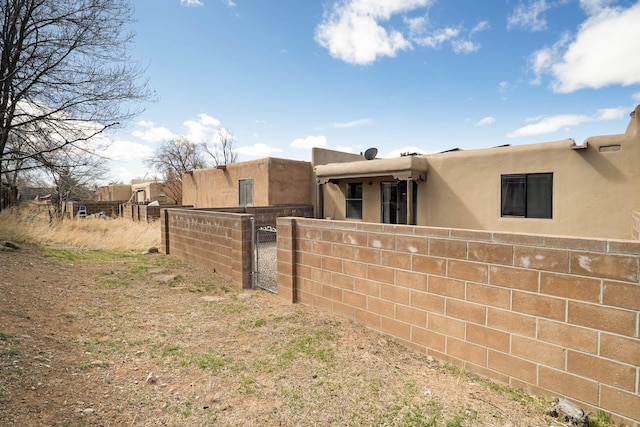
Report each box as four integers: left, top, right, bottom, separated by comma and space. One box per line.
182, 157, 313, 208
17, 187, 53, 202
314, 104, 640, 240
130, 180, 174, 205
96, 184, 132, 202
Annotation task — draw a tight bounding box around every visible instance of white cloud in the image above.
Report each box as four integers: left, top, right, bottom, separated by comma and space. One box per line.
131, 121, 176, 142
99, 139, 155, 161
181, 0, 203, 6
528, 3, 640, 93
315, 0, 432, 65
451, 39, 479, 54
315, 0, 488, 64
595, 107, 626, 121
471, 21, 490, 34
414, 27, 459, 49
507, 0, 551, 31
235, 143, 283, 158
333, 118, 372, 128
633, 93, 640, 102
507, 107, 626, 137
551, 3, 640, 92
475, 117, 495, 127
579, 0, 615, 15
290, 135, 329, 150
508, 114, 589, 137
183, 113, 222, 143
410, 19, 487, 53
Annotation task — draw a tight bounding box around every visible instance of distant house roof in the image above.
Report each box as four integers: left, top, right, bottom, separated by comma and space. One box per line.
314, 156, 428, 184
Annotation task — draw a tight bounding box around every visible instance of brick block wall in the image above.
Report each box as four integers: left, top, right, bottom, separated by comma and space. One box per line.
64, 201, 122, 219
277, 218, 640, 425
199, 205, 313, 229
161, 208, 253, 289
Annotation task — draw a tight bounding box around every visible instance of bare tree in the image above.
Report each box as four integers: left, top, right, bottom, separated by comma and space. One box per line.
145, 137, 209, 204
204, 128, 238, 166
0, 0, 153, 185
43, 146, 108, 219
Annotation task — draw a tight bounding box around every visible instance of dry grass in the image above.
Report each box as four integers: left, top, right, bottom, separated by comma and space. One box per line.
0, 203, 160, 252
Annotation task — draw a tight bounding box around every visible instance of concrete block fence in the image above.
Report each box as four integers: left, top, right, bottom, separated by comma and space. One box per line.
64, 201, 122, 219
161, 208, 253, 289
276, 217, 640, 426
159, 206, 312, 290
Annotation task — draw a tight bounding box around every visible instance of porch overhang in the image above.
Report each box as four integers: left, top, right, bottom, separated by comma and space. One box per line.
314, 156, 428, 184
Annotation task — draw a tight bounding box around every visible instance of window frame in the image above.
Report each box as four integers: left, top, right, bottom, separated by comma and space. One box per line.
345, 181, 363, 219
238, 178, 254, 207
501, 173, 552, 219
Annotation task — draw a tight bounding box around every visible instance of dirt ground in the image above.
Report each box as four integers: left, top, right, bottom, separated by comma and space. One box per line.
0, 242, 568, 426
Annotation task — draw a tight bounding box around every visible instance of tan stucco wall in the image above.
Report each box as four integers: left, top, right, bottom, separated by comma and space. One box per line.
182, 158, 313, 208
265, 158, 313, 205
96, 184, 131, 202
312, 147, 365, 166
318, 105, 640, 239
131, 182, 174, 204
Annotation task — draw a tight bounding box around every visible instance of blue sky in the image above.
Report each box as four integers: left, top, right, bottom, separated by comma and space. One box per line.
101, 0, 640, 183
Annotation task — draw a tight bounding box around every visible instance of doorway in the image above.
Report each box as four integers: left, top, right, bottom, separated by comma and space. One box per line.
381, 181, 417, 225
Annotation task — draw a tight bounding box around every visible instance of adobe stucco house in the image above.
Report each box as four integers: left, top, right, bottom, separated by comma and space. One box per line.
130, 180, 174, 205
314, 104, 640, 240
96, 183, 132, 202
182, 157, 313, 208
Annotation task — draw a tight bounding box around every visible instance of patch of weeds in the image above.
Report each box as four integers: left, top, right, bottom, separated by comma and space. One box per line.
1, 348, 20, 356
155, 345, 231, 372
442, 362, 465, 376
589, 411, 613, 427
167, 274, 184, 287
129, 263, 151, 274
83, 339, 95, 353
446, 415, 465, 427
440, 361, 544, 409
221, 303, 248, 315
239, 318, 266, 328
280, 329, 336, 365
280, 386, 303, 408
161, 345, 183, 359
402, 408, 438, 427
191, 352, 232, 371
368, 378, 383, 398
164, 400, 194, 418
0, 332, 14, 340
238, 375, 257, 394
79, 361, 89, 371
250, 358, 274, 373
43, 248, 128, 262
84, 308, 103, 319
483, 380, 540, 406
102, 339, 127, 354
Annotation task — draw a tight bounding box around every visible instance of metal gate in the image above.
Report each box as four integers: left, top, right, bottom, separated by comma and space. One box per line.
254, 225, 277, 293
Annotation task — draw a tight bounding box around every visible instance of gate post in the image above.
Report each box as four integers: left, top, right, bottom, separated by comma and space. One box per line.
275, 217, 296, 303
250, 216, 255, 289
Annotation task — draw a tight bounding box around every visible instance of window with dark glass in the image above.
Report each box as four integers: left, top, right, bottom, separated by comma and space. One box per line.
345, 182, 363, 219
239, 178, 253, 206
501, 173, 552, 218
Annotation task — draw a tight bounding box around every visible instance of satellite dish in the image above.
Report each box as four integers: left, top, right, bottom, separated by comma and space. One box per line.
364, 147, 378, 160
